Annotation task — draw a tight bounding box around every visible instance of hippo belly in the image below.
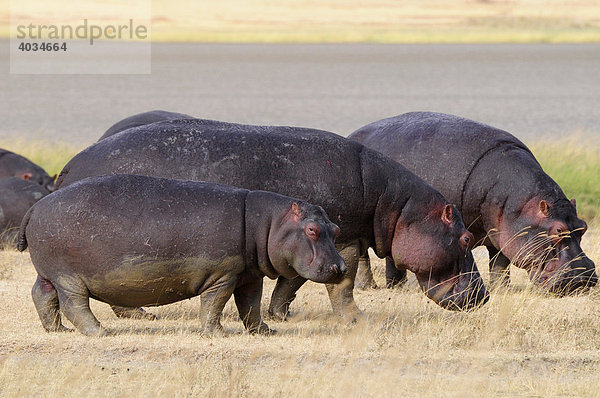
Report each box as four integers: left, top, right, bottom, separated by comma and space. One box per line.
85, 256, 243, 307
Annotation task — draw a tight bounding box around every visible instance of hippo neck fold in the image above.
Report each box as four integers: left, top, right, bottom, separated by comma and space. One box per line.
470, 145, 571, 234
244, 191, 287, 280
360, 148, 446, 258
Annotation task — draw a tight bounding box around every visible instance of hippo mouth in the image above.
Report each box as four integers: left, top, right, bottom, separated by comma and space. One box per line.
527, 248, 598, 296
420, 269, 489, 312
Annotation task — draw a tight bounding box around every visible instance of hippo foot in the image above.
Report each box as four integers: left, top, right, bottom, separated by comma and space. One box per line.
200, 324, 225, 337
267, 307, 290, 322
249, 322, 277, 336
45, 324, 73, 333
80, 326, 108, 337
338, 308, 365, 325
267, 293, 297, 321
111, 305, 157, 320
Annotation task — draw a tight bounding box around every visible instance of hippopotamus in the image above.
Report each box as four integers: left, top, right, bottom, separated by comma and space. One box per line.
98, 110, 194, 141
0, 148, 56, 191
56, 118, 489, 320
350, 112, 597, 294
18, 174, 346, 336
0, 177, 50, 245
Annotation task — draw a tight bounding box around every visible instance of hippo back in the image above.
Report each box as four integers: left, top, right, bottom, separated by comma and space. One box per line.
98, 110, 195, 141
350, 112, 533, 210
59, 119, 374, 244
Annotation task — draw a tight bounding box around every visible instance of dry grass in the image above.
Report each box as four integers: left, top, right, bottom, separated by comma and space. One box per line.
1, 225, 599, 397
2, 0, 600, 43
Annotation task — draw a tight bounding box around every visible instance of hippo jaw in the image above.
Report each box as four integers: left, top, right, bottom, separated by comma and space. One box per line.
506, 228, 598, 295
527, 249, 597, 295
415, 252, 489, 311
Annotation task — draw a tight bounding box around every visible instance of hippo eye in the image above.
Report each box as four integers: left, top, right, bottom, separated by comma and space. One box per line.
556, 228, 562, 234
305, 224, 320, 241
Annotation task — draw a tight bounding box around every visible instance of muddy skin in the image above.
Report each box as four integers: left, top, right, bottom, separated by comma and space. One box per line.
98, 110, 195, 141
0, 148, 56, 191
350, 112, 597, 295
56, 118, 489, 319
19, 174, 345, 336
0, 177, 50, 245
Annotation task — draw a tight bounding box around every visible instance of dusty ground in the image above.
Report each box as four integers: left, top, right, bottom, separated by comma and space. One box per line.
1, 226, 599, 397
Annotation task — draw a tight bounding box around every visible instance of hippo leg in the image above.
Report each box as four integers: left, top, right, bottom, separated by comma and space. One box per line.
200, 277, 237, 335
110, 305, 157, 320
355, 255, 378, 290
487, 245, 511, 287
269, 242, 364, 323
325, 242, 363, 323
385, 256, 407, 288
56, 285, 106, 336
31, 276, 70, 332
268, 276, 305, 321
234, 277, 274, 335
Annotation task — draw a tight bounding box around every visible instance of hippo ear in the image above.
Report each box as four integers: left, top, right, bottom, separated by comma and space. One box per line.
21, 173, 32, 181
291, 202, 302, 222
570, 198, 577, 209
539, 200, 551, 217
441, 204, 454, 225
52, 174, 57, 182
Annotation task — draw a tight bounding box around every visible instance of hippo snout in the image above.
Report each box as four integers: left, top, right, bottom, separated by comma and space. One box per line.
546, 259, 598, 295
438, 272, 490, 311
534, 257, 598, 296
332, 261, 347, 275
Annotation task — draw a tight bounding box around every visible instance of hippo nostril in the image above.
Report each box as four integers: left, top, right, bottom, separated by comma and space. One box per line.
332, 264, 339, 274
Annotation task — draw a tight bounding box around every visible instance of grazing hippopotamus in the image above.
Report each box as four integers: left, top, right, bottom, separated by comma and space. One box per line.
19, 174, 346, 336
0, 177, 50, 244
56, 119, 489, 320
0, 148, 56, 191
350, 112, 597, 294
98, 110, 194, 141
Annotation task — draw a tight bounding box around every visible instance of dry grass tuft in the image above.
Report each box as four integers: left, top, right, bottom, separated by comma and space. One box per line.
1, 224, 598, 396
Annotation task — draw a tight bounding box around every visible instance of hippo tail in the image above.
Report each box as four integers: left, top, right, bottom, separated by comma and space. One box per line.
17, 205, 34, 252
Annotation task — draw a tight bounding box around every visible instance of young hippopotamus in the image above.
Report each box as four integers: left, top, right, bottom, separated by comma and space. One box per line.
0, 177, 50, 245
56, 118, 489, 320
98, 110, 194, 141
0, 148, 56, 191
350, 112, 597, 295
19, 174, 346, 336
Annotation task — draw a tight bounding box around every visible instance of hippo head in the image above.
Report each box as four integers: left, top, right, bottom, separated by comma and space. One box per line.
493, 197, 597, 295
376, 199, 489, 311
21, 172, 57, 192
268, 202, 347, 284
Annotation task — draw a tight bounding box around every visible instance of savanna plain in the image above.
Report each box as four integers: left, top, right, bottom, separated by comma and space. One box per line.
0, 135, 599, 397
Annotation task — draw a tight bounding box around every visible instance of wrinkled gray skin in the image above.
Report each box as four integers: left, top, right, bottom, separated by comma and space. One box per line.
19, 174, 346, 336
57, 119, 489, 321
98, 110, 194, 141
0, 177, 50, 244
350, 112, 597, 295
0, 149, 56, 191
